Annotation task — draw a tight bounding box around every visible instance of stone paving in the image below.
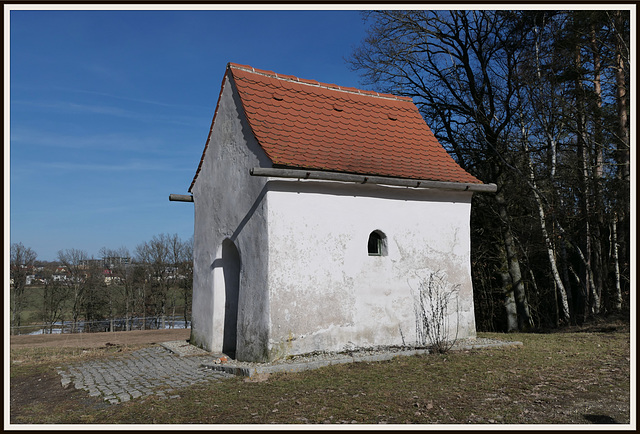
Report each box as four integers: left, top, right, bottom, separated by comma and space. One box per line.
56, 346, 232, 405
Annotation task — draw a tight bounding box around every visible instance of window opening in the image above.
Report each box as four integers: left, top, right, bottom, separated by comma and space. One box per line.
368, 230, 387, 256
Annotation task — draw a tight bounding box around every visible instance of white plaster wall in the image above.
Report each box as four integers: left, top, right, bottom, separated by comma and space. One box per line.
265, 180, 476, 360
190, 74, 272, 361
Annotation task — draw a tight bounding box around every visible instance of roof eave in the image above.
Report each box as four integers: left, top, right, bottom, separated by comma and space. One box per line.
250, 167, 497, 193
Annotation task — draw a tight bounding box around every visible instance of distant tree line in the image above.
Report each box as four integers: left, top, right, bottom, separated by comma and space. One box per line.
9, 234, 193, 335
350, 10, 630, 331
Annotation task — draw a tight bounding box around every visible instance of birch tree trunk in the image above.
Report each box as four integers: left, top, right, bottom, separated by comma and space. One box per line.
527, 169, 571, 324
559, 234, 573, 319
612, 213, 623, 311
589, 24, 606, 313
612, 12, 629, 310
574, 44, 599, 317
518, 69, 571, 324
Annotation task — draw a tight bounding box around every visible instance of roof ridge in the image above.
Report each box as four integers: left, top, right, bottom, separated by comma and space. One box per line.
228, 62, 413, 103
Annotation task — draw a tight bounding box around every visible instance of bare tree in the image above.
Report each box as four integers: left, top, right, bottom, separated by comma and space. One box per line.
81, 258, 109, 332
179, 237, 194, 328
350, 10, 630, 330
520, 10, 629, 319
57, 248, 89, 333
350, 10, 534, 329
100, 246, 134, 331
135, 234, 179, 329
10, 243, 38, 334
40, 272, 68, 334
130, 261, 149, 330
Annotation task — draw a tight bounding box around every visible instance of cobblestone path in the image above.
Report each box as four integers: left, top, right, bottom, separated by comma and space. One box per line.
56, 346, 232, 404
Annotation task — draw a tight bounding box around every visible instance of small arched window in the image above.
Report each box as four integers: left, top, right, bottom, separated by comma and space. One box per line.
367, 230, 387, 256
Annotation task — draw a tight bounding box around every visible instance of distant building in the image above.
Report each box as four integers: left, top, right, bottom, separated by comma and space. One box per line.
102, 256, 131, 269
52, 274, 67, 282
79, 259, 103, 269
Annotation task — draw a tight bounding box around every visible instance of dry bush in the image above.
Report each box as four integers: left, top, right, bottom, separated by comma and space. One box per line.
411, 271, 460, 353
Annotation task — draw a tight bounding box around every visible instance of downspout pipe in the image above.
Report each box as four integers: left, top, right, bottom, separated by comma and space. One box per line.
250, 167, 497, 193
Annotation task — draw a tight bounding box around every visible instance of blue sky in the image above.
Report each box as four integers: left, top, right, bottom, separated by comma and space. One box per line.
7, 7, 371, 261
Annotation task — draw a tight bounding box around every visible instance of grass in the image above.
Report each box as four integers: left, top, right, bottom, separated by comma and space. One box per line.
10, 344, 152, 376
9, 324, 631, 425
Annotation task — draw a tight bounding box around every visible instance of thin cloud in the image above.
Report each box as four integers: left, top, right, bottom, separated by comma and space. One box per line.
11, 99, 207, 127
11, 83, 213, 111
10, 129, 199, 156
59, 86, 212, 111
29, 160, 193, 172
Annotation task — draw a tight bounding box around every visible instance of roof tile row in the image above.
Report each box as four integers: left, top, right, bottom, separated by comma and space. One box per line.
225, 63, 481, 184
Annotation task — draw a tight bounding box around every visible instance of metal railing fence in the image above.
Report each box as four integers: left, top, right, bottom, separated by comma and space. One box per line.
10, 315, 191, 335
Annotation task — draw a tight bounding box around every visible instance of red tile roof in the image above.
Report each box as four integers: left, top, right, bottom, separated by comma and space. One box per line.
190, 63, 481, 191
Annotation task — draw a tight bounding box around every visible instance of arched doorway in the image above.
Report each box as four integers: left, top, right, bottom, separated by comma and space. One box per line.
221, 239, 240, 358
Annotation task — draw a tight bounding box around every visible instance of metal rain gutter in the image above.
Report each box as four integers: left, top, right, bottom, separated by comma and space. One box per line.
250, 168, 497, 193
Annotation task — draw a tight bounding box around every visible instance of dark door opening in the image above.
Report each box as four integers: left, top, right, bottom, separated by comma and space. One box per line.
222, 239, 240, 359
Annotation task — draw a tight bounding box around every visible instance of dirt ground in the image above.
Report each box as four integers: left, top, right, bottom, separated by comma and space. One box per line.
9, 319, 630, 425
9, 328, 193, 424
10, 328, 191, 349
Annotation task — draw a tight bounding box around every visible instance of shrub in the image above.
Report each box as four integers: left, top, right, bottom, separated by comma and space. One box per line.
411, 271, 460, 353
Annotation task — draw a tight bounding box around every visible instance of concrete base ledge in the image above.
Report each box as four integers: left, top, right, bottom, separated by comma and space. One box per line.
200, 341, 522, 377
202, 352, 415, 377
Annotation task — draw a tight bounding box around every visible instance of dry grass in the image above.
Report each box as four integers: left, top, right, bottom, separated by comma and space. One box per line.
10, 344, 153, 376
9, 321, 631, 426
